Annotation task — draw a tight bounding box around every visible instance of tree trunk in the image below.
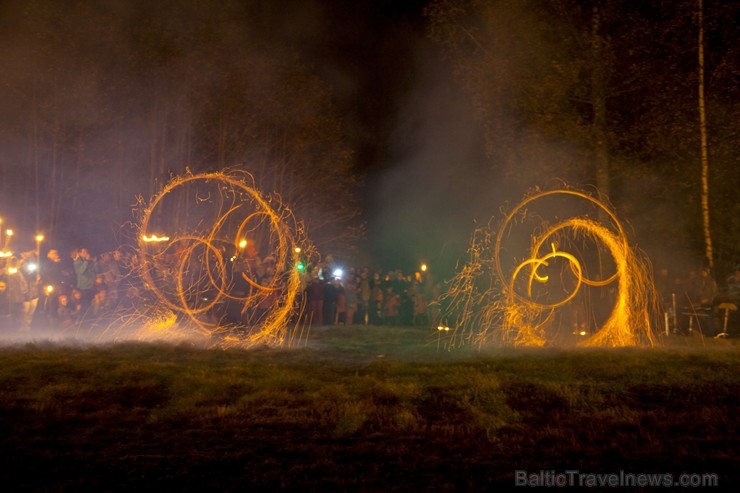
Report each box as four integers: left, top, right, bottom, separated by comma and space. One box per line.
591, 5, 610, 202
697, 0, 713, 270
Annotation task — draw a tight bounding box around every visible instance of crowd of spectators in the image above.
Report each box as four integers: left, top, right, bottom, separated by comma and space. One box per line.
299, 256, 444, 328
0, 242, 445, 333
1, 238, 738, 337
654, 264, 740, 335
0, 245, 137, 332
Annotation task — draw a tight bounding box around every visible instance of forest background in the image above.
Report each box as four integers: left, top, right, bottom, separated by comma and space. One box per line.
0, 0, 737, 280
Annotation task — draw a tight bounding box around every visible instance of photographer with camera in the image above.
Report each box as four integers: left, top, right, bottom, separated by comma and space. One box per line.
73, 247, 99, 316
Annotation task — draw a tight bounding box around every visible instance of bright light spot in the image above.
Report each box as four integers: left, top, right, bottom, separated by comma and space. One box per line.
294, 246, 302, 254
333, 268, 343, 279
35, 234, 44, 243
5, 229, 13, 237
142, 234, 170, 243
8, 267, 18, 274
45, 285, 54, 294
149, 312, 178, 331
0, 251, 12, 258
238, 239, 248, 249
25, 262, 37, 272
421, 263, 428, 272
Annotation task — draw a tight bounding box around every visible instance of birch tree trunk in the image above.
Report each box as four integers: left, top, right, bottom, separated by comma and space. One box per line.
697, 0, 713, 270
591, 5, 610, 203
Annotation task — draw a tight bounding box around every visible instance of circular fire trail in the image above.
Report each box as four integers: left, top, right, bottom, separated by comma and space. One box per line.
129, 169, 310, 348
440, 188, 658, 348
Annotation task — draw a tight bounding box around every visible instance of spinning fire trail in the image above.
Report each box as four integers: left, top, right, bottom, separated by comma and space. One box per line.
129, 170, 311, 348
440, 189, 658, 348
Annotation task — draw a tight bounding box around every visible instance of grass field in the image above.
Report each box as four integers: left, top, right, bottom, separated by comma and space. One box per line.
0, 325, 738, 491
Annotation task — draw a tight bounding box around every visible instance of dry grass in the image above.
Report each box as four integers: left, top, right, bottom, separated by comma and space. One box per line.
0, 326, 738, 491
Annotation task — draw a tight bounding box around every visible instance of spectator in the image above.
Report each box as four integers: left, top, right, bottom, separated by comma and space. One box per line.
370, 272, 383, 325
685, 267, 717, 335
344, 274, 358, 325
695, 267, 717, 308
18, 250, 41, 331
357, 268, 371, 324
56, 293, 76, 329
73, 248, 98, 311
42, 249, 71, 323
335, 279, 347, 324
99, 250, 123, 308
383, 287, 400, 326
92, 274, 109, 315
4, 257, 29, 330
323, 277, 339, 325
726, 269, 740, 301
306, 272, 324, 326
69, 288, 84, 321
410, 282, 427, 326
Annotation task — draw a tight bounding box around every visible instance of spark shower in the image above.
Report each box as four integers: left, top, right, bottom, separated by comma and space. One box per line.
98, 177, 656, 351
121, 170, 311, 348
440, 188, 658, 348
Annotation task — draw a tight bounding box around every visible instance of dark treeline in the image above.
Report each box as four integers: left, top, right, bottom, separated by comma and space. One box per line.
0, 0, 361, 258
0, 0, 738, 279
426, 0, 739, 277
